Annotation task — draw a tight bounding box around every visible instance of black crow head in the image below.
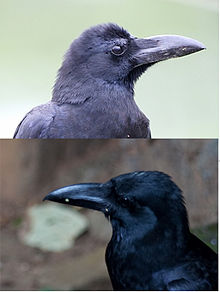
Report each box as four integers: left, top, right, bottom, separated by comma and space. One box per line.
52, 23, 205, 103
44, 171, 189, 238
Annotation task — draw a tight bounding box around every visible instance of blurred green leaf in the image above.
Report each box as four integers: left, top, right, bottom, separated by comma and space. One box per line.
191, 223, 217, 253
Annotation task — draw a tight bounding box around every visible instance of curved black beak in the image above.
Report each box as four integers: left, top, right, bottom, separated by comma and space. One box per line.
43, 183, 111, 213
132, 35, 206, 66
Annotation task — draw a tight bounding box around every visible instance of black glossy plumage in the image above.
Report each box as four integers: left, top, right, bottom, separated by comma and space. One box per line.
14, 23, 205, 138
44, 171, 217, 291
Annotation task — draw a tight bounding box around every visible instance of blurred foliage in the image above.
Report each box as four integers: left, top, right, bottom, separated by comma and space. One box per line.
39, 286, 56, 291
11, 217, 23, 227
192, 223, 218, 253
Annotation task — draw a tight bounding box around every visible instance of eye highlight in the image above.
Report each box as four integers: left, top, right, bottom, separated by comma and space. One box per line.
119, 196, 133, 208
111, 45, 126, 56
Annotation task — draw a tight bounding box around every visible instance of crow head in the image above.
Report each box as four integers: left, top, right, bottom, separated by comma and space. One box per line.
52, 23, 205, 103
44, 171, 189, 242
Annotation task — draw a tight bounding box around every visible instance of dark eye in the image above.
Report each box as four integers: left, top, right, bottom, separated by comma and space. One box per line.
111, 45, 125, 56
120, 196, 132, 208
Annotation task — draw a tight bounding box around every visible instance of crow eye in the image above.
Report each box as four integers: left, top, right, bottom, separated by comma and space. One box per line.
111, 45, 125, 56
120, 196, 132, 208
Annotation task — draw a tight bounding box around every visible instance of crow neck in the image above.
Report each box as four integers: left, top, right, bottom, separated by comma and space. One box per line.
52, 68, 135, 105
107, 219, 190, 271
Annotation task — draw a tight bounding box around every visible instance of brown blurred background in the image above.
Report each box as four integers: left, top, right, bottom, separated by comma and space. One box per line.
0, 139, 218, 290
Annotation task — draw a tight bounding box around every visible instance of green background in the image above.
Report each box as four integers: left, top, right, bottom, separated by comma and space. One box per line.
0, 0, 218, 138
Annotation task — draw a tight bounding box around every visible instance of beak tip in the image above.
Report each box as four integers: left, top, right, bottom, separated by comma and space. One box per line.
43, 194, 52, 202
194, 40, 206, 51
43, 196, 48, 202
198, 43, 206, 51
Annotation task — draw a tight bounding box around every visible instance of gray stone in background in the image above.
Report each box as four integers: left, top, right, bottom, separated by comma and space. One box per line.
22, 204, 89, 252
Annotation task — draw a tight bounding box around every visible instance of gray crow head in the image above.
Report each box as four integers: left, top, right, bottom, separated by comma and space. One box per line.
52, 23, 205, 102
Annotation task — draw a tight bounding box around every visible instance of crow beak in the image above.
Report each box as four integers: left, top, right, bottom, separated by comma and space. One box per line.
43, 183, 111, 213
132, 35, 206, 66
